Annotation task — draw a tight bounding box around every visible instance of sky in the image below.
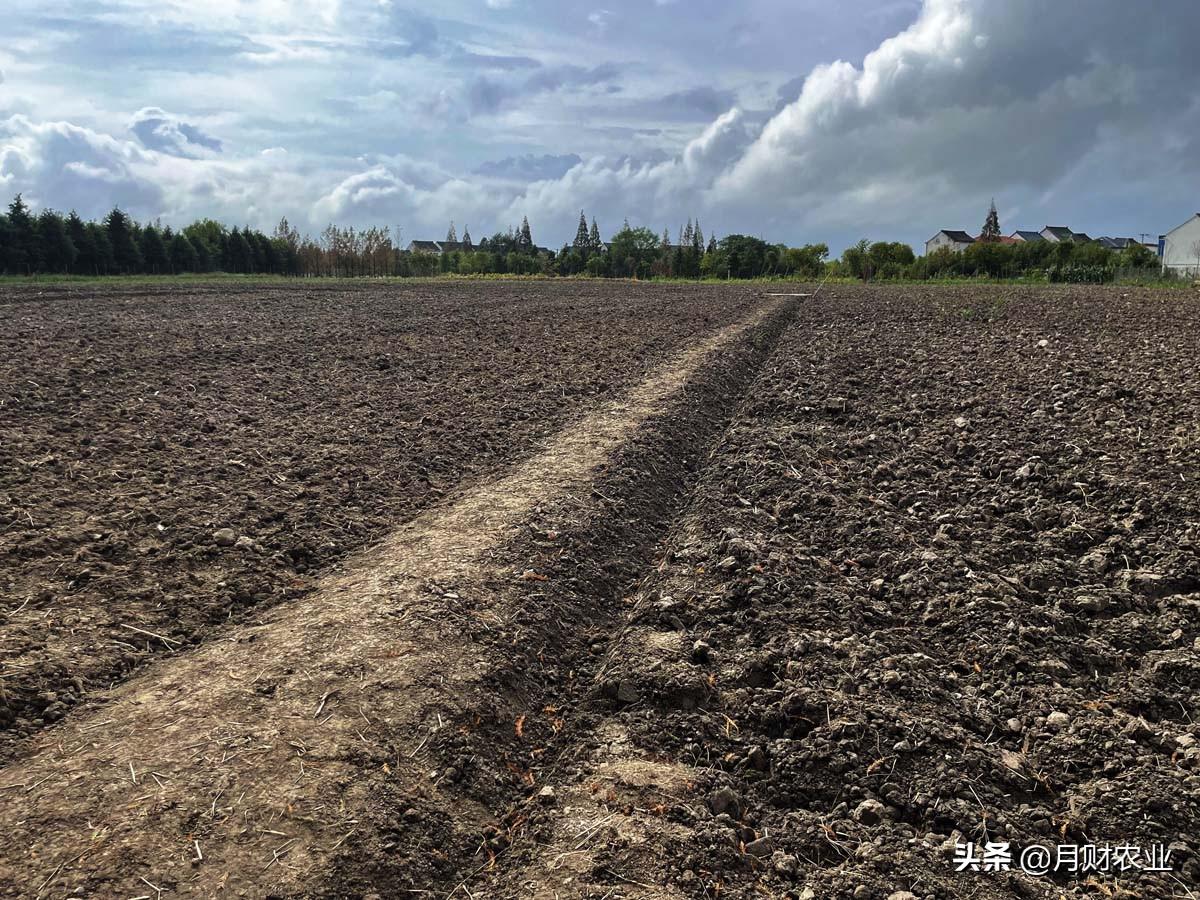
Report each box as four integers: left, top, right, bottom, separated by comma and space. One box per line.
1, 0, 1199, 254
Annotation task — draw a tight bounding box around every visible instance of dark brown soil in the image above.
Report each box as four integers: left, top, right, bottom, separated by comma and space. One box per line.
3, 282, 1199, 900
0, 280, 753, 755
482, 285, 1200, 900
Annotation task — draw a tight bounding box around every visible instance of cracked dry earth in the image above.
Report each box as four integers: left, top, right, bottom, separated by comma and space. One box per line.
2, 282, 1200, 900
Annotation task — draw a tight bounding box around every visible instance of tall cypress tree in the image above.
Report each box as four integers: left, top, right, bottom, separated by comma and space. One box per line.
980, 199, 1001, 242
573, 211, 590, 252
588, 217, 601, 252
446, 221, 457, 243
519, 216, 533, 252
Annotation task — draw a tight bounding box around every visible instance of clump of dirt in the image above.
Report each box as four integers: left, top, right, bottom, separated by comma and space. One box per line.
0, 280, 753, 755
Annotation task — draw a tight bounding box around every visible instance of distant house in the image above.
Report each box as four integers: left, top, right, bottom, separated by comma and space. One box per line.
1009, 230, 1045, 243
1040, 226, 1076, 243
1096, 237, 1140, 250
405, 239, 475, 255
406, 240, 442, 254
1160, 214, 1200, 275
925, 230, 975, 254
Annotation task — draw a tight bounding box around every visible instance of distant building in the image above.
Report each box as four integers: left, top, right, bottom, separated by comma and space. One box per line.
1040, 226, 1076, 243
406, 240, 442, 254
1009, 230, 1045, 243
407, 239, 553, 258
1096, 237, 1140, 250
405, 239, 475, 255
1160, 214, 1200, 275
925, 230, 975, 254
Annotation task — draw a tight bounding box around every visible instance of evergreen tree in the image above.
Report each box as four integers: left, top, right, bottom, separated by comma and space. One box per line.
6, 195, 38, 274
980, 199, 1001, 242
462, 225, 472, 249
272, 217, 299, 274
693, 221, 704, 255
87, 223, 115, 274
573, 211, 590, 253
65, 211, 94, 275
139, 224, 170, 274
37, 209, 77, 273
255, 231, 277, 273
589, 217, 601, 252
446, 221, 457, 243
169, 232, 199, 273
247, 229, 269, 273
192, 234, 211, 272
519, 216, 533, 252
0, 212, 14, 274
707, 234, 717, 255
105, 208, 143, 273
232, 228, 256, 272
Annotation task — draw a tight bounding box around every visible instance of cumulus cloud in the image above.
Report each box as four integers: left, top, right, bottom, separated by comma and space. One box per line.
0, 113, 308, 224
6, 0, 1200, 251
311, 165, 496, 234
718, 0, 1200, 231
129, 107, 222, 157
1, 115, 164, 214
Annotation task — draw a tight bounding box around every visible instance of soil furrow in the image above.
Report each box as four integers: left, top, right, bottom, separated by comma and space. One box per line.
0, 297, 791, 898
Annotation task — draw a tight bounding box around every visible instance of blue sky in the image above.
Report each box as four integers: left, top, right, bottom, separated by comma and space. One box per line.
2, 0, 1198, 253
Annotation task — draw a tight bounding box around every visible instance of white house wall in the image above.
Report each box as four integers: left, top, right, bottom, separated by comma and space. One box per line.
1162, 216, 1200, 274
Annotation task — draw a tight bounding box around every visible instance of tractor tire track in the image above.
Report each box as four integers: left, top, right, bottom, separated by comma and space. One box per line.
0, 296, 795, 899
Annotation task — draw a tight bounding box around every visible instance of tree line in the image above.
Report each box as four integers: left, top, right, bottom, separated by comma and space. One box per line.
827, 200, 1162, 283
826, 237, 1159, 282
0, 195, 830, 280
5, 191, 1159, 283
0, 195, 305, 277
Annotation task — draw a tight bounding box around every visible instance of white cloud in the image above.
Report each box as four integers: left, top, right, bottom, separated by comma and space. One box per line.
0, 113, 312, 224
5, 0, 1200, 251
